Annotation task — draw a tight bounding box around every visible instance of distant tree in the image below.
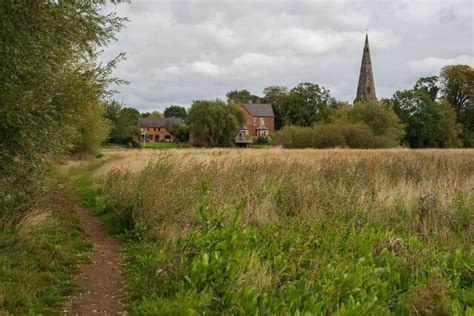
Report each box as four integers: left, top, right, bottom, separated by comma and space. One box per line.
105, 104, 140, 146
440, 65, 474, 146
392, 89, 461, 148
277, 82, 336, 127
187, 99, 244, 147
168, 124, 190, 143
226, 89, 259, 104
105, 100, 123, 122
141, 111, 163, 118
164, 105, 187, 119
263, 86, 289, 129
349, 100, 405, 145
73, 102, 111, 154
414, 76, 440, 101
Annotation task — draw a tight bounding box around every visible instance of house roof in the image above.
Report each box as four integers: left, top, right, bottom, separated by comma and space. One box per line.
138, 117, 184, 128
242, 103, 274, 117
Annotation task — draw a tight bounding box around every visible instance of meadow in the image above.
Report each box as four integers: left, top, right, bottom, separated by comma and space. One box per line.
86, 148, 473, 315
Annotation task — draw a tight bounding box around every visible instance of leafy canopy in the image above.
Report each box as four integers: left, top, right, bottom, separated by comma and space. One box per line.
392, 89, 461, 148
187, 100, 244, 147
164, 105, 187, 119
0, 0, 126, 202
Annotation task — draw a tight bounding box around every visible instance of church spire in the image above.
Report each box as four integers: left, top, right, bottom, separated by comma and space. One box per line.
355, 33, 377, 103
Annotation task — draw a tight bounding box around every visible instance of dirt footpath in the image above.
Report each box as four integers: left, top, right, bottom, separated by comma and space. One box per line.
65, 205, 125, 315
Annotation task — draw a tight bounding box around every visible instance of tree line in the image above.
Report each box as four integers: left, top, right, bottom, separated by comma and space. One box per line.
105, 63, 472, 149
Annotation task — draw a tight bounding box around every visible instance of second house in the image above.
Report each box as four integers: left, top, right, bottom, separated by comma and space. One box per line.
139, 117, 184, 142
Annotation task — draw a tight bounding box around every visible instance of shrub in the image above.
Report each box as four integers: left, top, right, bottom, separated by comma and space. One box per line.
254, 136, 270, 145
349, 100, 405, 144
274, 120, 399, 149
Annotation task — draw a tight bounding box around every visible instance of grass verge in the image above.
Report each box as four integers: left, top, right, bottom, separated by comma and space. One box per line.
141, 142, 183, 149
0, 174, 91, 314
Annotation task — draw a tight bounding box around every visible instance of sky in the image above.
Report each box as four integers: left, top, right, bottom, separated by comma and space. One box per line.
101, 0, 474, 112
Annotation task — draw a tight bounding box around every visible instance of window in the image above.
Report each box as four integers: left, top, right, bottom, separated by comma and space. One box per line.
260, 118, 265, 126
253, 118, 256, 127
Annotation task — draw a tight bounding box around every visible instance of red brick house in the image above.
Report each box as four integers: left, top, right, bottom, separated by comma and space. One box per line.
139, 117, 184, 142
235, 103, 274, 145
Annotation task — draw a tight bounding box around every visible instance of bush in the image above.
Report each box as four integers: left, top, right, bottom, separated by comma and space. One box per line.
274, 120, 399, 149
254, 136, 270, 145
274, 101, 404, 149
349, 100, 405, 143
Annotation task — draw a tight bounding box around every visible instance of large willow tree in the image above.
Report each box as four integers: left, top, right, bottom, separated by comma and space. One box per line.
0, 1, 127, 206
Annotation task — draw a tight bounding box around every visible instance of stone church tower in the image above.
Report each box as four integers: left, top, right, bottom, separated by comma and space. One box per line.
355, 34, 377, 103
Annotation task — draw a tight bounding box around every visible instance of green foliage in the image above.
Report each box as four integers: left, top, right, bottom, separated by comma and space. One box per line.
262, 86, 289, 129
280, 82, 337, 127
275, 101, 404, 148
164, 105, 187, 119
187, 99, 244, 147
0, 0, 125, 204
105, 101, 141, 147
226, 89, 259, 104
349, 101, 405, 145
122, 221, 472, 315
167, 124, 190, 143
440, 65, 474, 147
254, 136, 270, 145
392, 89, 462, 148
274, 122, 398, 149
414, 76, 440, 101
72, 102, 111, 154
141, 111, 164, 119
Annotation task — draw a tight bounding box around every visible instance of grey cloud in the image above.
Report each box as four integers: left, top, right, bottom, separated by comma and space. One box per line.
102, 0, 474, 112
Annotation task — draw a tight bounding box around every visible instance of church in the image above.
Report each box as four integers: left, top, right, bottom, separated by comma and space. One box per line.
355, 34, 378, 103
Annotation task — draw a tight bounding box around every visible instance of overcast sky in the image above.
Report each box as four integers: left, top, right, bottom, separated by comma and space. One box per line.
101, 0, 473, 112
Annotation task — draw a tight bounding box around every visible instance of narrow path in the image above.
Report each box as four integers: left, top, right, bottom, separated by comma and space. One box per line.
65, 205, 125, 315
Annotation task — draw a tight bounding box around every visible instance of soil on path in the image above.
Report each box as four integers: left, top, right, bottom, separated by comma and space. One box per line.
65, 205, 125, 315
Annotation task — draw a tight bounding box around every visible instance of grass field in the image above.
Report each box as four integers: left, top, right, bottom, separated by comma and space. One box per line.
82, 148, 473, 314
140, 142, 182, 149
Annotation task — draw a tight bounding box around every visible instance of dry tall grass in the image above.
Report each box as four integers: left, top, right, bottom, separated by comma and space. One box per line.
96, 148, 474, 246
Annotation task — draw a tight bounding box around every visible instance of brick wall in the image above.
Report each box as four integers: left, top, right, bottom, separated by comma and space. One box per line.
140, 127, 175, 142
243, 111, 275, 136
